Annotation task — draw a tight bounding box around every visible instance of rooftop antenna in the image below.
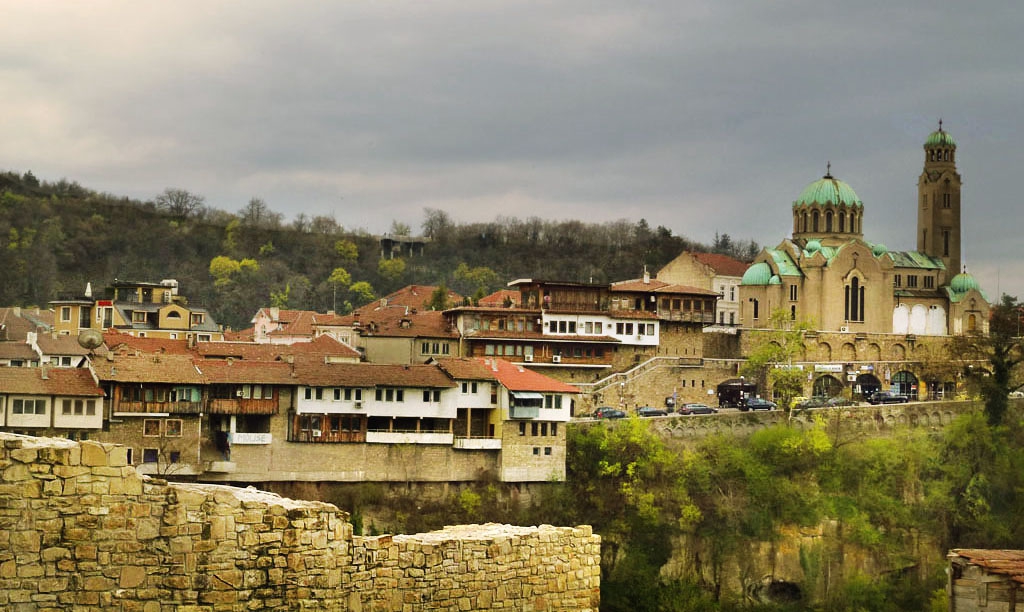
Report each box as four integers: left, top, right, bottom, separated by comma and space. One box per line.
824, 161, 832, 178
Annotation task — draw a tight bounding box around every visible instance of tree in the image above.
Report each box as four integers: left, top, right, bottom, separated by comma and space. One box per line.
422, 208, 453, 241
239, 197, 283, 229
428, 284, 451, 311
741, 309, 815, 410
155, 188, 206, 219
952, 294, 1024, 426
378, 257, 406, 281
349, 281, 375, 307
334, 239, 359, 262
389, 220, 411, 236
327, 267, 352, 312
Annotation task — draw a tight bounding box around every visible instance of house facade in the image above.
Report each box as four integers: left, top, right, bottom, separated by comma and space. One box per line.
50, 279, 224, 341
657, 252, 749, 326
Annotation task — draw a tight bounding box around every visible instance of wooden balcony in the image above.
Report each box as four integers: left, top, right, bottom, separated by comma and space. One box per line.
114, 400, 202, 415
207, 398, 278, 415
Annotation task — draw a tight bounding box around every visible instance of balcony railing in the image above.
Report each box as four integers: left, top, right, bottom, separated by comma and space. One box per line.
453, 436, 502, 450
114, 400, 202, 415
365, 430, 454, 445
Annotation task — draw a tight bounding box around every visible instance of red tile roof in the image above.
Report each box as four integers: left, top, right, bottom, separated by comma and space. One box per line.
35, 334, 91, 356
102, 331, 192, 355
689, 252, 750, 277
196, 359, 299, 385
432, 357, 499, 382
356, 285, 463, 315
476, 358, 580, 393
610, 278, 719, 296
477, 290, 520, 307
0, 367, 103, 396
92, 353, 205, 384
290, 357, 457, 388
950, 550, 1024, 585
0, 342, 38, 361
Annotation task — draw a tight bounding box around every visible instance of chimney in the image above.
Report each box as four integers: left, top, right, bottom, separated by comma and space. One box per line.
270, 307, 280, 321
40, 365, 49, 380
643, 266, 650, 284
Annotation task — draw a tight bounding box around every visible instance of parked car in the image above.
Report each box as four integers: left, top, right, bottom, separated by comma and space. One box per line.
825, 397, 860, 407
637, 406, 669, 417
1010, 390, 1024, 399
740, 397, 777, 411
678, 403, 718, 415
794, 397, 828, 409
593, 407, 627, 419
868, 391, 909, 405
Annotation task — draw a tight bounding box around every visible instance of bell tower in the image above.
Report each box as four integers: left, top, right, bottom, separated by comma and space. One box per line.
917, 120, 961, 283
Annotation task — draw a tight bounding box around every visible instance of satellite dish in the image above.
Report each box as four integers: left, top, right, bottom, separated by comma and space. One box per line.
78, 329, 103, 350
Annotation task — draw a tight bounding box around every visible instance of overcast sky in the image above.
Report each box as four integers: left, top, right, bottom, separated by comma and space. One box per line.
4, 1, 1022, 298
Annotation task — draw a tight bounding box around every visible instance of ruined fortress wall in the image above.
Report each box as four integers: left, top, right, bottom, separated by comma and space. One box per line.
0, 434, 600, 611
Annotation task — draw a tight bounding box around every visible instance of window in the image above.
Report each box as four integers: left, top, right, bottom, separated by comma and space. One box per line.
86, 400, 96, 415
60, 306, 72, 322
165, 420, 182, 437
531, 422, 539, 436
594, 322, 602, 334
551, 423, 558, 436
168, 451, 181, 464
544, 447, 552, 456
541, 422, 548, 436
752, 299, 760, 320
729, 287, 735, 301
62, 399, 73, 415
304, 388, 312, 400
519, 422, 526, 436
943, 230, 950, 257
79, 306, 92, 329
125, 448, 134, 465
533, 447, 540, 455
132, 311, 148, 323
142, 448, 159, 463
166, 311, 182, 319
924, 276, 935, 289
12, 398, 46, 415
844, 277, 865, 322
907, 275, 918, 288
143, 419, 161, 437
789, 285, 798, 301
334, 388, 341, 401
894, 274, 901, 288
190, 313, 205, 326
943, 193, 951, 208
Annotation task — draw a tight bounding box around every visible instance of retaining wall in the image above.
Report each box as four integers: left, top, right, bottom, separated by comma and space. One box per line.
0, 433, 600, 611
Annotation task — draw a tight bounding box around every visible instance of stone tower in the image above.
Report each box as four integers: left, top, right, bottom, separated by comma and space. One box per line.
917, 121, 962, 283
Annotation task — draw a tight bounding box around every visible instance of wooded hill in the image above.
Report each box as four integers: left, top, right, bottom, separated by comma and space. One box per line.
0, 170, 758, 329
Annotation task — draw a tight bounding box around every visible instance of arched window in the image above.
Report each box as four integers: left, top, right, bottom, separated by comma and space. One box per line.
845, 277, 865, 322
825, 211, 833, 232
802, 212, 808, 233
812, 210, 819, 232
752, 299, 760, 320
967, 314, 977, 332
839, 212, 846, 232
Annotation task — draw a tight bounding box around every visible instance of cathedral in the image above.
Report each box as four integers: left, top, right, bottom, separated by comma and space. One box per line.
739, 123, 990, 336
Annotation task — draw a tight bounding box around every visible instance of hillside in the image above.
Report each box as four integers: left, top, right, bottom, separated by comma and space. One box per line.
0, 170, 758, 329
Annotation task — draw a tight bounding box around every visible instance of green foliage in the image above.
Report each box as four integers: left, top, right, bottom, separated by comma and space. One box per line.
377, 257, 406, 281
270, 283, 291, 308
952, 294, 1023, 425
427, 283, 451, 311
741, 310, 815, 409
334, 238, 359, 261
349, 281, 375, 306
453, 262, 499, 297
327, 267, 352, 287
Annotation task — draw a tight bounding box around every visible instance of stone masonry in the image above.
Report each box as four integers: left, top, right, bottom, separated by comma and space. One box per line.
0, 433, 601, 611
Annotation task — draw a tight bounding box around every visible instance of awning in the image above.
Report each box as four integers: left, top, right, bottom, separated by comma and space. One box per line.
511, 391, 544, 401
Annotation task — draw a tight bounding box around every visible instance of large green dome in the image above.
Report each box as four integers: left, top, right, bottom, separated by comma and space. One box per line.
925, 128, 956, 148
741, 262, 773, 286
949, 271, 979, 294
794, 175, 863, 209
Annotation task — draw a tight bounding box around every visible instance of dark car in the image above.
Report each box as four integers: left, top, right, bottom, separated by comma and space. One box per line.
637, 406, 669, 417
593, 407, 627, 419
679, 403, 718, 415
740, 397, 777, 411
868, 391, 909, 405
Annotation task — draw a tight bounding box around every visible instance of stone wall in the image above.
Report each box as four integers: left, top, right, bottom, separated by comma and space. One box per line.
0, 433, 600, 611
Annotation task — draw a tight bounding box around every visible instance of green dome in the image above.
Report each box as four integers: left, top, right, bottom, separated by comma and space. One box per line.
949, 272, 980, 294
872, 243, 888, 257
795, 175, 863, 209
768, 275, 782, 285
805, 240, 822, 255
925, 128, 956, 148
741, 262, 773, 286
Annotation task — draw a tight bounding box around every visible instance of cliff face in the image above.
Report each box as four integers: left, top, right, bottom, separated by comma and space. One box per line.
662, 522, 944, 605
0, 433, 601, 611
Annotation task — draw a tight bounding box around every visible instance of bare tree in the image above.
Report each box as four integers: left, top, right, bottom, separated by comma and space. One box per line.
155, 188, 206, 219
239, 197, 283, 229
